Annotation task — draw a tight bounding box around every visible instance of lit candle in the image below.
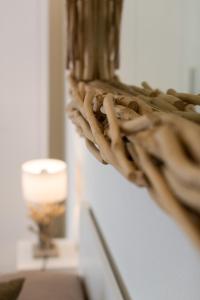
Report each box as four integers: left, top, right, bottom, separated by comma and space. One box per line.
21, 159, 67, 204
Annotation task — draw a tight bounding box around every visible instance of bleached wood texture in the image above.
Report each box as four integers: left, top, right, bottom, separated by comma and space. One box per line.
66, 0, 123, 80
66, 0, 200, 250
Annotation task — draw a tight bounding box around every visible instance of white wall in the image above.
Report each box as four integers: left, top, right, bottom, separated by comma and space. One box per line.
67, 0, 200, 299
120, 0, 200, 93
0, 0, 48, 273
180, 0, 200, 93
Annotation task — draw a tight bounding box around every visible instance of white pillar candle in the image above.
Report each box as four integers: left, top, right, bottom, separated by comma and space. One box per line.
22, 159, 67, 204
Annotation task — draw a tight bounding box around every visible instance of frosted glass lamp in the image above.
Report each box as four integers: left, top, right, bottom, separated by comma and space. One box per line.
22, 159, 67, 258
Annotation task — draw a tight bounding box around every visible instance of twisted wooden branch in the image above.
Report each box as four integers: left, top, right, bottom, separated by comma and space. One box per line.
66, 0, 200, 250
67, 78, 200, 250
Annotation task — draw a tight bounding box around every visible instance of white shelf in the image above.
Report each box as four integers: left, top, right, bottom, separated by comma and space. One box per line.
16, 239, 78, 271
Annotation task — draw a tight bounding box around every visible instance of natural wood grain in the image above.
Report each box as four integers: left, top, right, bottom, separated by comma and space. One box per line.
66, 0, 200, 250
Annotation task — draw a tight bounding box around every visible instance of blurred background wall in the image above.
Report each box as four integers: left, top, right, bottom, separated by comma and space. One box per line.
0, 0, 49, 272
0, 0, 66, 272
120, 0, 200, 93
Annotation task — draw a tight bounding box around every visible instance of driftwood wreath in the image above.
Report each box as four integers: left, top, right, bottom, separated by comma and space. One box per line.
66, 0, 200, 250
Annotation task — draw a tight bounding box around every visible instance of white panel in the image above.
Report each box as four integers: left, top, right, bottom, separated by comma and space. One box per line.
82, 153, 200, 300
80, 204, 126, 300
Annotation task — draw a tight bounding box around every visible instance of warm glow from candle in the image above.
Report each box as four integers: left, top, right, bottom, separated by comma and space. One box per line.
22, 159, 67, 204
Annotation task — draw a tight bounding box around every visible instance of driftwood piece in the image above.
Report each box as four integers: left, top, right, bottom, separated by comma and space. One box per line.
66, 0, 200, 250
66, 0, 123, 80
67, 77, 200, 250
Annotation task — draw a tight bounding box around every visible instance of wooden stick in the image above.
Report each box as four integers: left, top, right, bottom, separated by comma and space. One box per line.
154, 125, 200, 188
69, 110, 95, 143
135, 143, 200, 249
159, 114, 200, 163
174, 111, 200, 123
164, 167, 200, 212
103, 94, 139, 180
120, 114, 159, 134
167, 89, 200, 105
86, 139, 106, 164
83, 88, 117, 165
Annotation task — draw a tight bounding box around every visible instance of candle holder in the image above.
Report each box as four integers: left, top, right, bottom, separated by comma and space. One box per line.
29, 202, 65, 258
22, 159, 67, 259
